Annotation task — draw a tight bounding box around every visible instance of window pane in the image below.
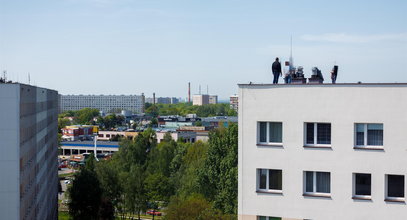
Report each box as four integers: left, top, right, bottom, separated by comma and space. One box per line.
269, 122, 282, 143
306, 171, 314, 192
257, 216, 267, 220
259, 169, 267, 189
355, 174, 371, 196
316, 172, 330, 193
317, 123, 331, 144
306, 123, 314, 144
270, 218, 282, 220
269, 170, 282, 190
388, 175, 404, 198
356, 124, 365, 145
259, 122, 267, 142
367, 124, 383, 146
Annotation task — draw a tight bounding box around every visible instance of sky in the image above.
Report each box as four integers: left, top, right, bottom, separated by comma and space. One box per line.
1, 0, 406, 100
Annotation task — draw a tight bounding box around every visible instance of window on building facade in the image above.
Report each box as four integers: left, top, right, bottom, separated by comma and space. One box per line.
257, 216, 281, 220
258, 122, 282, 145
386, 175, 405, 201
257, 169, 282, 192
305, 123, 331, 146
304, 171, 331, 195
355, 123, 383, 147
353, 173, 371, 199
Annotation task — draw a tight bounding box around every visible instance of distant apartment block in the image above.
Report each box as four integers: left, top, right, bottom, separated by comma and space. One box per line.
230, 94, 238, 112
239, 83, 407, 220
59, 94, 145, 113
209, 95, 218, 104
0, 83, 58, 220
193, 94, 210, 106
145, 97, 179, 104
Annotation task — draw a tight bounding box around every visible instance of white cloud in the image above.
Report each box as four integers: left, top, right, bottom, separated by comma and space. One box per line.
301, 33, 407, 43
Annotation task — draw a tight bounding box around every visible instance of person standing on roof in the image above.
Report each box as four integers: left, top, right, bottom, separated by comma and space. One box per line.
272, 57, 282, 84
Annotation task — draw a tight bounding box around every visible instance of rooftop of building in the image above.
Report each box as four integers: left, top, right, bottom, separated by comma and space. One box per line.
238, 83, 407, 87
61, 141, 120, 148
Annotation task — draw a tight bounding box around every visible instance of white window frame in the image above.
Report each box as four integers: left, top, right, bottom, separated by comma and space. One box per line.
385, 174, 405, 202
303, 171, 331, 197
354, 123, 383, 148
352, 173, 372, 200
257, 122, 283, 146
256, 168, 283, 193
304, 122, 331, 147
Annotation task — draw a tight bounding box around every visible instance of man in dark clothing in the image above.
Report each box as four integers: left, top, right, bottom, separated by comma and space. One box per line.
272, 57, 282, 84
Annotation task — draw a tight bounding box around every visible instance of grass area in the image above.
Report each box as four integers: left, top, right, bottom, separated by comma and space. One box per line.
58, 211, 70, 220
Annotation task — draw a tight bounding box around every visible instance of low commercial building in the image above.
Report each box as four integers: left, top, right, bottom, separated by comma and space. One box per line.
60, 141, 119, 156
61, 125, 98, 141
239, 83, 407, 220
202, 116, 238, 128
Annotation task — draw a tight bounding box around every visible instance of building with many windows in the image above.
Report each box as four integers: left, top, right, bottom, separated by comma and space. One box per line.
238, 83, 407, 220
230, 94, 238, 112
58, 94, 145, 113
0, 83, 58, 220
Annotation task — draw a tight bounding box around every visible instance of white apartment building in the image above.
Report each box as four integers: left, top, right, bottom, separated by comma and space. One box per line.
230, 94, 238, 112
59, 94, 145, 113
0, 83, 58, 220
238, 83, 407, 220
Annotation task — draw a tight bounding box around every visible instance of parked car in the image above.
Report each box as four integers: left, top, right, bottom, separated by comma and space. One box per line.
59, 164, 67, 169
147, 210, 162, 216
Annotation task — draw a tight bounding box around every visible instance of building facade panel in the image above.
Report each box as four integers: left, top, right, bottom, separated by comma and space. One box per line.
0, 83, 58, 220
239, 84, 407, 220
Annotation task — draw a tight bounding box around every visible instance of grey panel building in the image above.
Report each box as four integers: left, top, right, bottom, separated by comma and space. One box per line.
58, 94, 145, 113
0, 83, 58, 220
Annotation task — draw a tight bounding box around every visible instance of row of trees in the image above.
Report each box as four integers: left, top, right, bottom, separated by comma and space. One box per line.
145, 103, 237, 117
58, 108, 125, 133
68, 124, 238, 219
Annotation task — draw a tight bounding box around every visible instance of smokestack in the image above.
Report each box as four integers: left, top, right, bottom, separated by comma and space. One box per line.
188, 82, 191, 103
153, 93, 156, 105
199, 85, 201, 95
207, 85, 209, 95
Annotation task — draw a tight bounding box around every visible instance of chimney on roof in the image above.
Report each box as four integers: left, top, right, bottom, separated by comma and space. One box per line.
153, 93, 156, 105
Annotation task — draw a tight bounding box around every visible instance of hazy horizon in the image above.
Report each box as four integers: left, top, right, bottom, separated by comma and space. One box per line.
1, 0, 406, 100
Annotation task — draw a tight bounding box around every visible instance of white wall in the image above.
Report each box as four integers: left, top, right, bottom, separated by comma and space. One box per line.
239, 84, 407, 220
0, 84, 20, 220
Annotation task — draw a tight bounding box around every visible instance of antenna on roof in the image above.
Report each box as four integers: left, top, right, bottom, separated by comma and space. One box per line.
28, 73, 31, 85
289, 36, 294, 69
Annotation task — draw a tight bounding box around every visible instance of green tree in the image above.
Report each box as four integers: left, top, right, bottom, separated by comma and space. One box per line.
68, 155, 102, 220
145, 173, 172, 220
198, 124, 238, 214
76, 108, 99, 125
165, 194, 232, 220
58, 117, 71, 133
96, 160, 122, 219
124, 165, 147, 220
